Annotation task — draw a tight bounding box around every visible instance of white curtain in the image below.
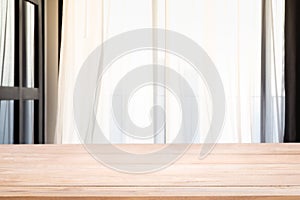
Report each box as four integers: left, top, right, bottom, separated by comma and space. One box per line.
56, 0, 285, 144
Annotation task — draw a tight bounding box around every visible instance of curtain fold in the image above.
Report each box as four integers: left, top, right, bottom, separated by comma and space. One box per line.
284, 0, 300, 142
261, 0, 285, 143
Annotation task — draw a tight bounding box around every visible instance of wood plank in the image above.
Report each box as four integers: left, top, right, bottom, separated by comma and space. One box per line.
1, 144, 300, 155
2, 197, 300, 200
0, 186, 300, 197
0, 144, 300, 199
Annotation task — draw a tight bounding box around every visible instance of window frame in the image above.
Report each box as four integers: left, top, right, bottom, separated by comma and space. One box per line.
0, 0, 45, 144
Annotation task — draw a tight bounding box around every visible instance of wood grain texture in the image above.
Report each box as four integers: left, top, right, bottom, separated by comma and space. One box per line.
0, 144, 300, 199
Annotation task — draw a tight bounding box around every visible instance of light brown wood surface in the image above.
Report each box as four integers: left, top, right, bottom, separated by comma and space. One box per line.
0, 144, 300, 199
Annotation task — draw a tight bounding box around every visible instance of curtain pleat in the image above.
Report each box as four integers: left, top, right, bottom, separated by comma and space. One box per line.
261, 0, 285, 143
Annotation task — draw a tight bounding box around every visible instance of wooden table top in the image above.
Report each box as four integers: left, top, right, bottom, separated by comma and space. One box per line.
0, 144, 300, 199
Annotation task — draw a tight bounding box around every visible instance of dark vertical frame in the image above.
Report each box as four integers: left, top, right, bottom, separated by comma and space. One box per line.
57, 0, 63, 83
13, 0, 20, 144
58, 0, 63, 64
260, 0, 267, 143
37, 0, 44, 144
284, 0, 300, 142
